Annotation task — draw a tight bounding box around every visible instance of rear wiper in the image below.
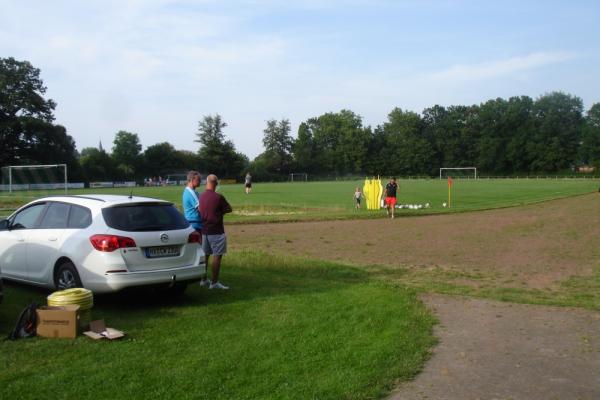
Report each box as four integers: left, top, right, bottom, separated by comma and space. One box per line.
133, 225, 169, 231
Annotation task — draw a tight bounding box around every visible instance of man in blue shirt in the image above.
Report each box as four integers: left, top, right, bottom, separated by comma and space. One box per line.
182, 170, 209, 286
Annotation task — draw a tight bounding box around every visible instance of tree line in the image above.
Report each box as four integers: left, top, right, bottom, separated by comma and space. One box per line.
2, 57, 599, 184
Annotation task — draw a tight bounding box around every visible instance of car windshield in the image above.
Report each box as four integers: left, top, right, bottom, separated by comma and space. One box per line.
102, 203, 189, 232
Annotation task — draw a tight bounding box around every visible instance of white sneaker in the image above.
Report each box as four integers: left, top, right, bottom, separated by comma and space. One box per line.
199, 279, 211, 287
209, 282, 229, 290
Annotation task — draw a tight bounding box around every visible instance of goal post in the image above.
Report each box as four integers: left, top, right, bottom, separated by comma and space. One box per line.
439, 167, 477, 180
289, 173, 308, 182
1, 164, 68, 194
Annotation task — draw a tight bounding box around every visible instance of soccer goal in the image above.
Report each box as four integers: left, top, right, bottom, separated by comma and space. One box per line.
289, 173, 308, 182
439, 167, 477, 179
1, 164, 68, 194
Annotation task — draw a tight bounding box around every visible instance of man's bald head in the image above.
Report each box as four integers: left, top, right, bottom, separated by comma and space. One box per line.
206, 174, 218, 189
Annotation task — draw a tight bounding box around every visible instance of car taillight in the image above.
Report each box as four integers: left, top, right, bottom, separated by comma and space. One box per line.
90, 235, 137, 252
188, 231, 202, 244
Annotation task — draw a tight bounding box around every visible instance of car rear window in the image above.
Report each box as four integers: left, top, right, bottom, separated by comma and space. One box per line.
102, 203, 189, 232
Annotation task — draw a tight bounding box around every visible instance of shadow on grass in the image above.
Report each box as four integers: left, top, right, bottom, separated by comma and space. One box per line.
0, 250, 371, 336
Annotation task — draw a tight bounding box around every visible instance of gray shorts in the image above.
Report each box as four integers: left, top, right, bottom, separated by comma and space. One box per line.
202, 234, 227, 255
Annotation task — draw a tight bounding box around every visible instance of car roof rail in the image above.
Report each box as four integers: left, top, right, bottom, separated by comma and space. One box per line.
42, 195, 106, 202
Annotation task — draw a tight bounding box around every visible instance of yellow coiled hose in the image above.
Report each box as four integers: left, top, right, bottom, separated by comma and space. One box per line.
47, 288, 94, 330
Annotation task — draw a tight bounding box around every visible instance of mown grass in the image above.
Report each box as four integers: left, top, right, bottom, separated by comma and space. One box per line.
1, 178, 598, 222
0, 251, 436, 400
0, 179, 597, 398
366, 263, 600, 311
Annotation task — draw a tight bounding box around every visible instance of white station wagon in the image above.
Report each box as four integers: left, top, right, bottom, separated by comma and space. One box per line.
0, 195, 206, 294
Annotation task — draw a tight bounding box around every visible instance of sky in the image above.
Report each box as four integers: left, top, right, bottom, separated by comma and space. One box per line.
1, 0, 599, 158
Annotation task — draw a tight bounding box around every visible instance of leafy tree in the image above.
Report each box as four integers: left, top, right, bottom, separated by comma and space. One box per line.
248, 152, 280, 181
176, 150, 201, 171
579, 103, 600, 168
143, 143, 201, 178
421, 105, 448, 174
380, 108, 433, 175
195, 114, 248, 178
112, 130, 142, 178
0, 58, 55, 122
529, 92, 583, 172
503, 96, 536, 173
143, 142, 181, 178
301, 110, 369, 176
79, 147, 116, 182
261, 118, 293, 174
196, 114, 227, 151
363, 125, 387, 175
0, 57, 62, 166
292, 122, 315, 174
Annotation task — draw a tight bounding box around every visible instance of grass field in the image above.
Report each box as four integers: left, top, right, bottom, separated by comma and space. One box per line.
0, 178, 598, 399
0, 252, 435, 400
1, 178, 598, 222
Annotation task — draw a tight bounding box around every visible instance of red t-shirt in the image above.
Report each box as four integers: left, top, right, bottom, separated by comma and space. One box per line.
199, 189, 232, 235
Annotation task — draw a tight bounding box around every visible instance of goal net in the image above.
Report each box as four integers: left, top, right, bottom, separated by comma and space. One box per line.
289, 173, 308, 182
1, 164, 68, 194
439, 167, 477, 180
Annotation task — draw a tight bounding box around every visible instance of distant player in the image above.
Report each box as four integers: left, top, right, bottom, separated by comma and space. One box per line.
384, 177, 398, 219
353, 187, 363, 209
244, 172, 252, 194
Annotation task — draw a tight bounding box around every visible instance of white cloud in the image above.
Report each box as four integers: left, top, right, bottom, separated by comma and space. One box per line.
428, 51, 576, 83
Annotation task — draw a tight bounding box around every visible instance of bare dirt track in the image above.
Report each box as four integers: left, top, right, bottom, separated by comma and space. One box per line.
388, 294, 600, 400
229, 193, 600, 289
228, 193, 600, 399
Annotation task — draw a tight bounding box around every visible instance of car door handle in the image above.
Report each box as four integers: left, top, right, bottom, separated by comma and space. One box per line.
17, 238, 25, 242
48, 237, 58, 241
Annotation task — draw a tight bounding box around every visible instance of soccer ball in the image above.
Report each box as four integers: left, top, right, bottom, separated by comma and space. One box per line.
442, 202, 447, 208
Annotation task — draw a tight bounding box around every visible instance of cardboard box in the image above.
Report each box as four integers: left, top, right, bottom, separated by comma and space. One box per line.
36, 305, 80, 338
84, 320, 125, 340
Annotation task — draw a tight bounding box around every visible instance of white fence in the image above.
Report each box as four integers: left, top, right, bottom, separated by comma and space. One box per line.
0, 183, 85, 191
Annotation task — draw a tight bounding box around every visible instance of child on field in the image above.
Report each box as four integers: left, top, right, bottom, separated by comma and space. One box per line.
354, 187, 363, 209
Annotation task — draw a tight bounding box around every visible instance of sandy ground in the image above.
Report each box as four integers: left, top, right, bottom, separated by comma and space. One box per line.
228, 193, 600, 399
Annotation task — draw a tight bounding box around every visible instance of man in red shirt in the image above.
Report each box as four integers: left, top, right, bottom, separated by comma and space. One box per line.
199, 174, 233, 289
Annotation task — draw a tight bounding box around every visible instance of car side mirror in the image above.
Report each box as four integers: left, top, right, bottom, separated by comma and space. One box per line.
0, 219, 9, 231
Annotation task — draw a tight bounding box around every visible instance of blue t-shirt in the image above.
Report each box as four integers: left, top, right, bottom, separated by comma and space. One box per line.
182, 187, 202, 230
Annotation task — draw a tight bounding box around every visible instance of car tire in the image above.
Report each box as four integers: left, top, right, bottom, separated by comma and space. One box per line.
55, 261, 83, 291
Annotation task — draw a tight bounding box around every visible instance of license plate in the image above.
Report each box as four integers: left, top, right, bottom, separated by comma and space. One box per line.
145, 245, 181, 258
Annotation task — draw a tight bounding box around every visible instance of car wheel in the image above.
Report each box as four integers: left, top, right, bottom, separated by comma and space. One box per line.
55, 262, 83, 290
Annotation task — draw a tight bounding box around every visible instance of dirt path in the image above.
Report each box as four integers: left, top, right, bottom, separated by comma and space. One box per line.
228, 193, 600, 398
388, 294, 600, 400
229, 193, 600, 289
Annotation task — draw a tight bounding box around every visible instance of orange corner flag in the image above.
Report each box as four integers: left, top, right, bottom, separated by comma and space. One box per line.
447, 176, 453, 188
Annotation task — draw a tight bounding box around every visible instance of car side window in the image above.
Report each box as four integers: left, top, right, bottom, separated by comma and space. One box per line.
68, 205, 92, 229
11, 203, 47, 230
39, 202, 70, 229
